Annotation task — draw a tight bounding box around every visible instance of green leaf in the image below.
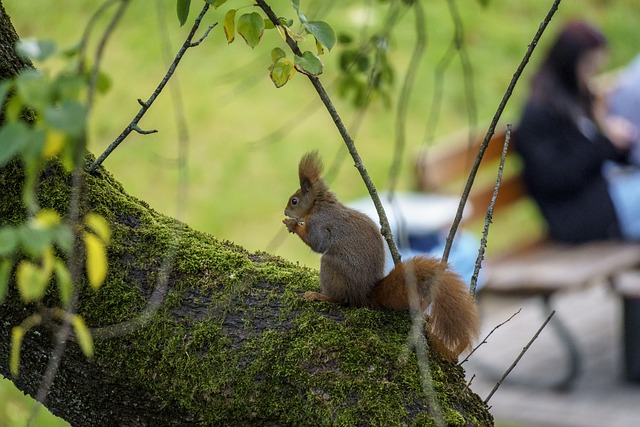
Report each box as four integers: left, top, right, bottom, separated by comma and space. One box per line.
223, 9, 236, 44
44, 100, 87, 137
294, 51, 323, 76
0, 226, 19, 257
15, 38, 56, 61
19, 226, 51, 258
0, 122, 31, 167
237, 12, 265, 49
176, 0, 191, 26
85, 213, 111, 244
53, 72, 88, 100
10, 326, 25, 376
304, 21, 336, 51
0, 259, 12, 304
271, 47, 287, 63
53, 73, 85, 99
54, 259, 72, 306
15, 69, 50, 110
269, 58, 296, 88
72, 315, 94, 357
84, 232, 108, 290
16, 260, 49, 303
52, 226, 73, 254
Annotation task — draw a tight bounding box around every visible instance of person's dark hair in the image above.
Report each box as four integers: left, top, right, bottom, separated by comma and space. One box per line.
531, 20, 607, 119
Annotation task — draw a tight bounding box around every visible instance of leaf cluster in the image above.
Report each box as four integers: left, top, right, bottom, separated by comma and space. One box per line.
0, 40, 112, 376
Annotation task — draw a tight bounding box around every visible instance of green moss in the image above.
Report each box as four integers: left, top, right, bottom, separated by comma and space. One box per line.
0, 158, 493, 426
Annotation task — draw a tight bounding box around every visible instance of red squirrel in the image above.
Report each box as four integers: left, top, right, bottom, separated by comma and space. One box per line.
283, 151, 479, 360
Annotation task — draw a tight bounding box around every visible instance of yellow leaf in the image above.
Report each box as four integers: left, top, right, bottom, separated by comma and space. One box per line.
54, 259, 72, 306
11, 315, 43, 376
10, 326, 25, 376
84, 213, 111, 244
223, 9, 236, 44
72, 315, 94, 357
285, 26, 306, 43
16, 260, 49, 303
84, 232, 107, 290
33, 208, 61, 228
43, 129, 65, 157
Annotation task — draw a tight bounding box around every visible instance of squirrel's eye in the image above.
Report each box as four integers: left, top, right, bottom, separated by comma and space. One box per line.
291, 197, 298, 206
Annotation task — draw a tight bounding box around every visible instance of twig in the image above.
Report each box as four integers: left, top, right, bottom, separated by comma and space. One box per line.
87, 0, 130, 110
89, 254, 173, 339
88, 3, 216, 173
459, 307, 521, 366
387, 0, 426, 196
447, 0, 477, 147
76, 0, 119, 76
469, 125, 512, 296
87, 0, 194, 340
484, 310, 556, 404
421, 0, 476, 150
441, 0, 562, 264
28, 3, 133, 421
255, 0, 402, 265
464, 373, 476, 393
407, 313, 446, 427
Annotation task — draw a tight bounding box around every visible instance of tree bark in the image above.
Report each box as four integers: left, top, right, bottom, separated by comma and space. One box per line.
0, 3, 493, 426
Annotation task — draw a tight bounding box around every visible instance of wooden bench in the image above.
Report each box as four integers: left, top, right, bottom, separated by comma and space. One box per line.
416, 129, 640, 389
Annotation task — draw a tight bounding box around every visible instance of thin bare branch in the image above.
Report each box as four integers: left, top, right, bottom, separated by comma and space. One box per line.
441, 0, 562, 264
87, 0, 130, 110
86, 0, 194, 341
88, 3, 215, 173
421, 0, 476, 149
387, 0, 427, 196
459, 307, 522, 366
133, 125, 158, 135
447, 0, 477, 146
255, 0, 402, 265
76, 0, 119, 76
406, 313, 446, 427
484, 310, 556, 404
469, 125, 512, 296
28, 3, 134, 420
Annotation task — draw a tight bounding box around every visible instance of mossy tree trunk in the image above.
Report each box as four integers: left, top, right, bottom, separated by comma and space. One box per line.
0, 3, 493, 425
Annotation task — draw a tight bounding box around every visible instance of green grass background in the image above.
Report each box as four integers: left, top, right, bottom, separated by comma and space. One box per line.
1, 0, 639, 425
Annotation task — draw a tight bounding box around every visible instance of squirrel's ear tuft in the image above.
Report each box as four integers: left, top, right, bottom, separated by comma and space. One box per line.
298, 151, 324, 188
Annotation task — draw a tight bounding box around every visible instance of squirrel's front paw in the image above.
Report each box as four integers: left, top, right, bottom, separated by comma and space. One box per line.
283, 217, 302, 233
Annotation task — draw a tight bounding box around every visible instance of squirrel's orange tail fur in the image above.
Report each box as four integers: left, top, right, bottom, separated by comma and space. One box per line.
369, 257, 480, 360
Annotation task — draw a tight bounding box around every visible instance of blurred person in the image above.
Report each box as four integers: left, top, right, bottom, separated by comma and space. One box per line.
514, 20, 640, 243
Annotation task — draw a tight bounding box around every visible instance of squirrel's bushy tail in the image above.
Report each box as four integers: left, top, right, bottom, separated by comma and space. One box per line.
370, 257, 480, 360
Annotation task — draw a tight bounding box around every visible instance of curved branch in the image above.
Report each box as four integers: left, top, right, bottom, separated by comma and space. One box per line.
88, 3, 215, 173
255, 0, 402, 265
387, 0, 427, 196
469, 125, 511, 296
